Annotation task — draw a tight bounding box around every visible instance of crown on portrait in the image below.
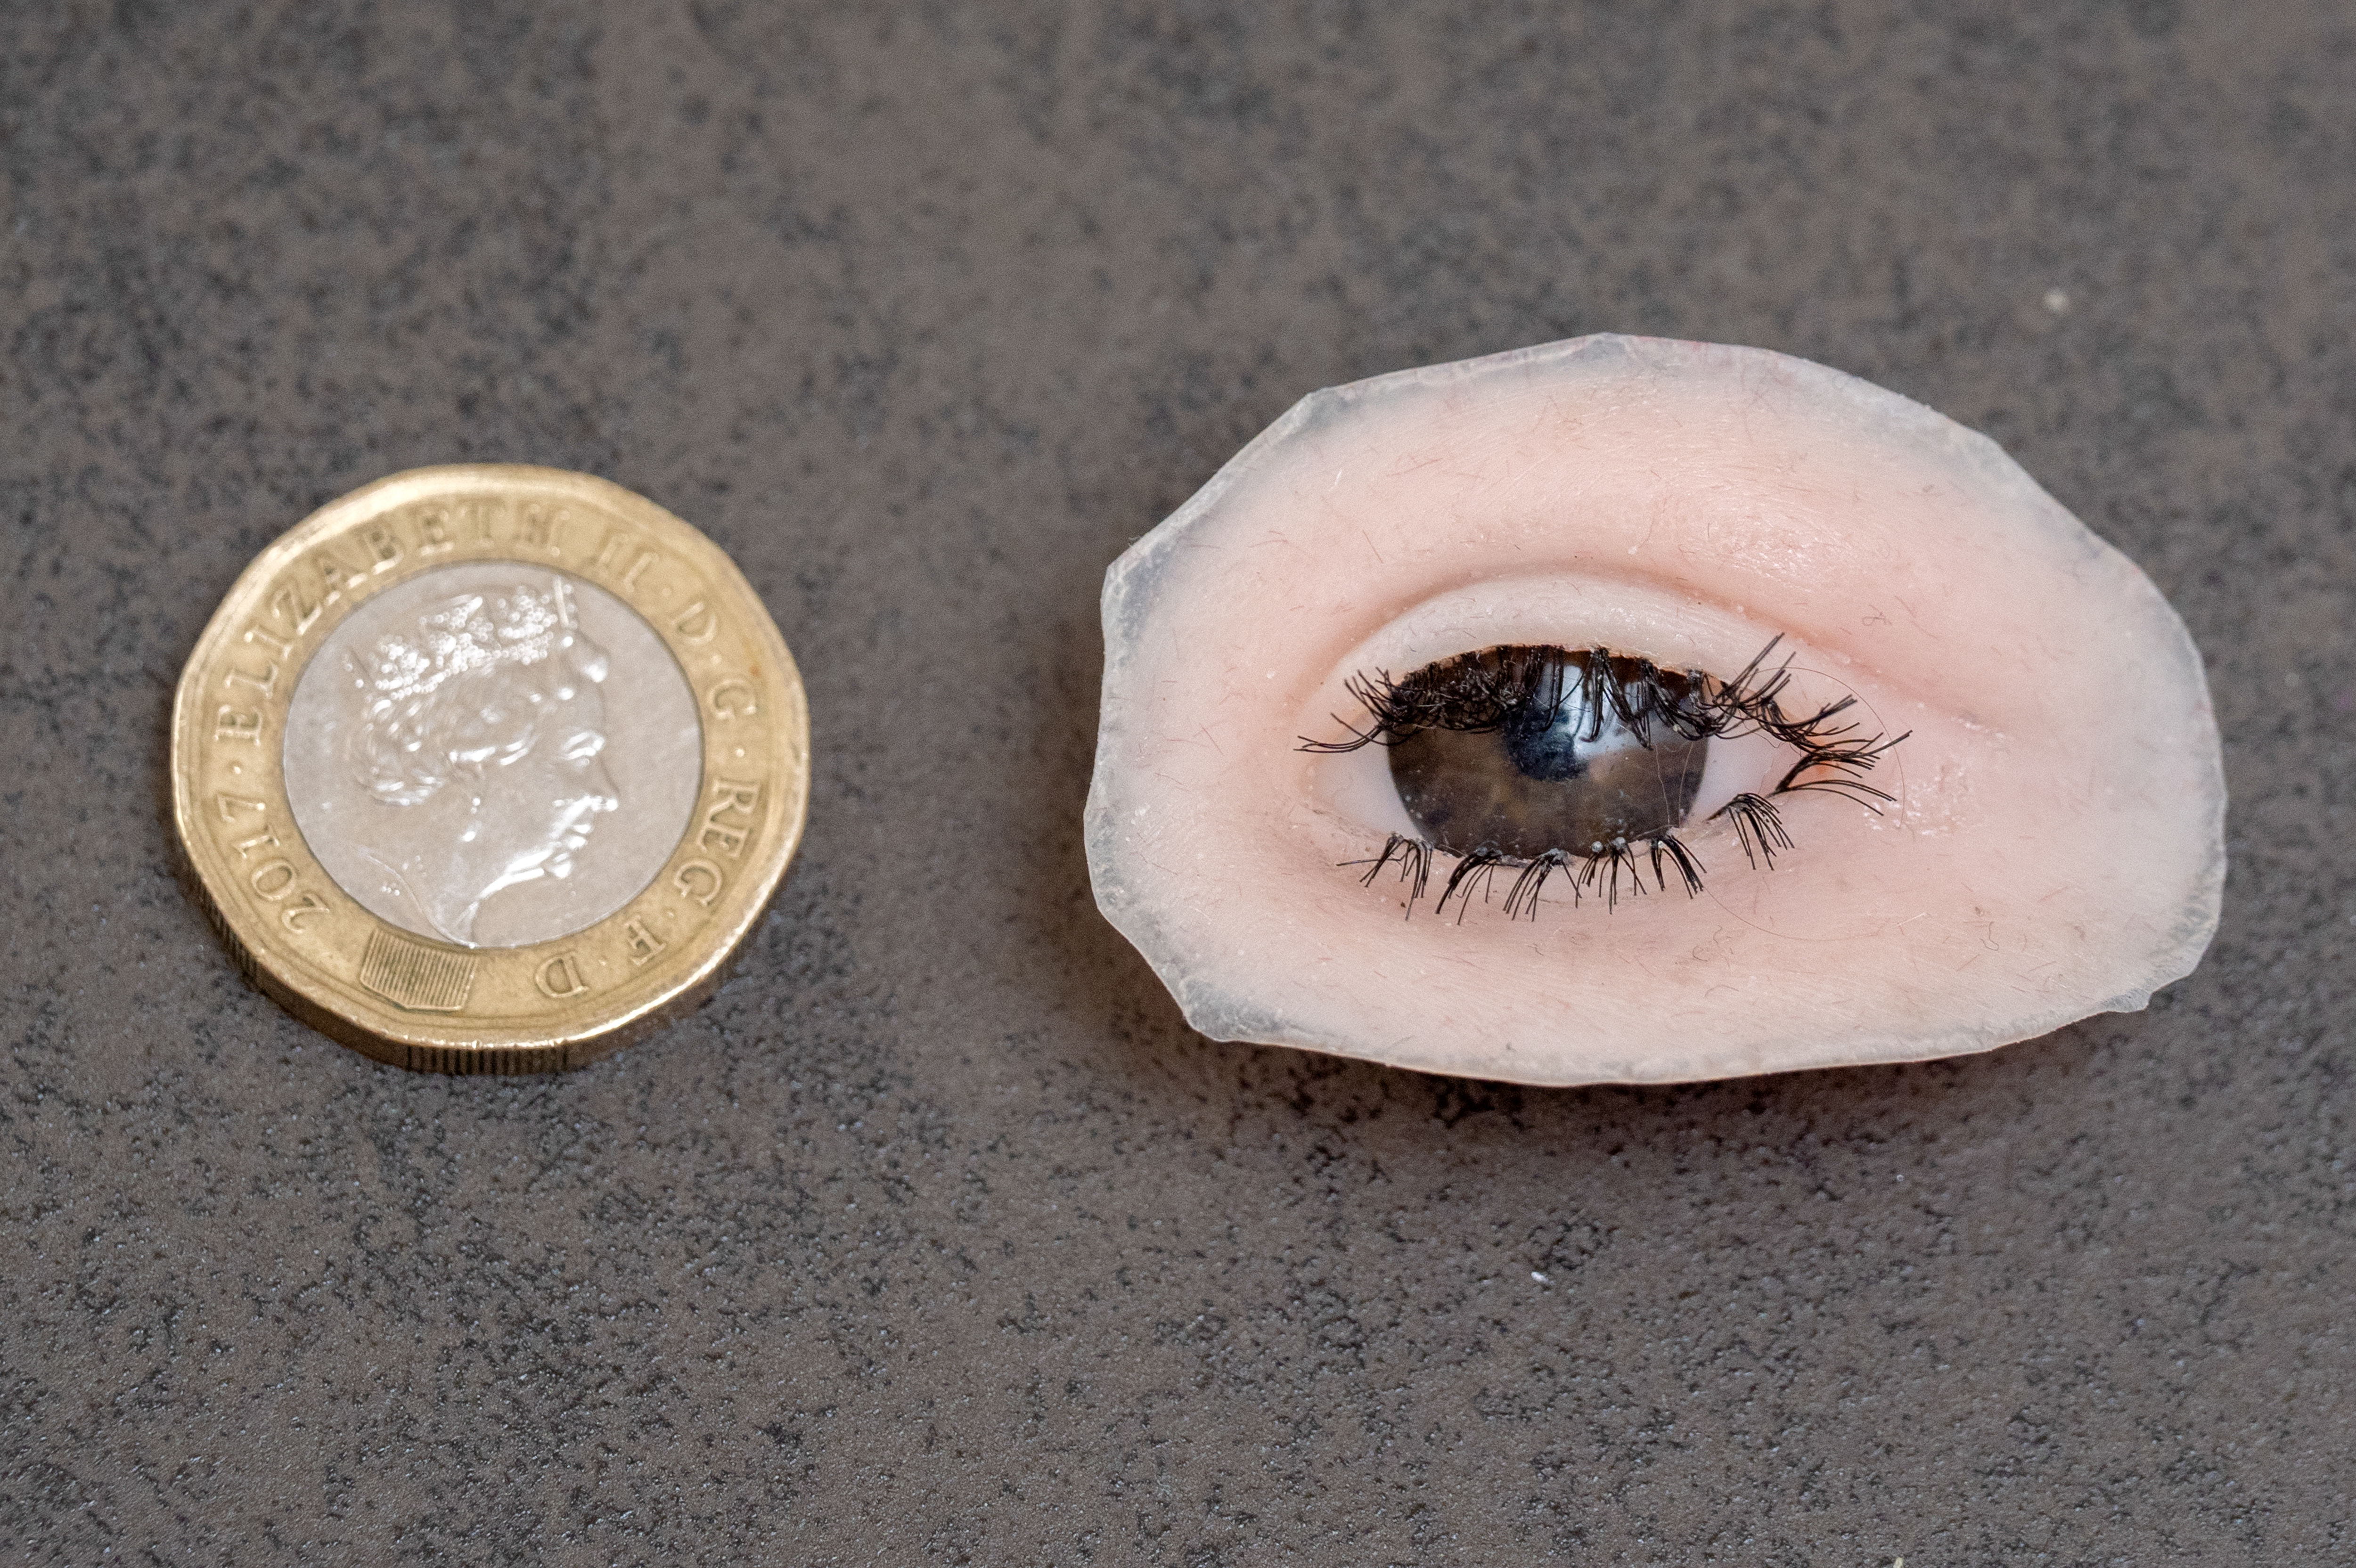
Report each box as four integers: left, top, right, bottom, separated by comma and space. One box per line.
354, 578, 576, 702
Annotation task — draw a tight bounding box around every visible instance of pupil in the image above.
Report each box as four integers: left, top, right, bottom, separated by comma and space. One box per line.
1386, 648, 1708, 858
1503, 701, 1589, 781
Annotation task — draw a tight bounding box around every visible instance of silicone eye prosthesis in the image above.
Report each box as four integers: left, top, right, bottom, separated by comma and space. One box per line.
1085, 335, 2225, 1087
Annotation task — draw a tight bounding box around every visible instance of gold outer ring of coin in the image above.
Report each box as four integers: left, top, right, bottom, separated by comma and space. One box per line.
170, 465, 810, 1074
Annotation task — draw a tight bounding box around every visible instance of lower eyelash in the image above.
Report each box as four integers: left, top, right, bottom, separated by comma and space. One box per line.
1717, 792, 1794, 871
1350, 829, 1710, 921
1315, 637, 1910, 919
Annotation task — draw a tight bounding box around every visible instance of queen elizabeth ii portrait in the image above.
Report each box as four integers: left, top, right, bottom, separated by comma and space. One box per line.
341, 577, 620, 947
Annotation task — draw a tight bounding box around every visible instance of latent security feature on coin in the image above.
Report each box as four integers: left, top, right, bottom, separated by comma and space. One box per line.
172, 466, 810, 1073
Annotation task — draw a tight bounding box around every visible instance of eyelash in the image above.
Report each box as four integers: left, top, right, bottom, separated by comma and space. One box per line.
1299, 637, 1909, 919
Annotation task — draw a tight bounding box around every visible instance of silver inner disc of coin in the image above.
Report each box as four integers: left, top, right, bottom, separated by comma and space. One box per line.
284, 563, 703, 949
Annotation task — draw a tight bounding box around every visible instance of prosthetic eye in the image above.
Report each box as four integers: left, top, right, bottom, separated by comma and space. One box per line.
1085, 335, 2224, 1086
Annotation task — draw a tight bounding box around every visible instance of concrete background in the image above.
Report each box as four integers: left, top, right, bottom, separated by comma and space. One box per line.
4, 2, 2351, 1561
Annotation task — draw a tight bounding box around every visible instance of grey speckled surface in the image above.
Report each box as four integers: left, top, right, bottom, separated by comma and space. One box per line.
3, 4, 2350, 1562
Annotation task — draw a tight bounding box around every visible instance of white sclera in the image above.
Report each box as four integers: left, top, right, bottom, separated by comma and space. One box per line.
1085, 335, 2225, 1086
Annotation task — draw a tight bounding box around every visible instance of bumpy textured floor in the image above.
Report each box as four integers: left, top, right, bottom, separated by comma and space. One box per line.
3, 5, 2349, 1562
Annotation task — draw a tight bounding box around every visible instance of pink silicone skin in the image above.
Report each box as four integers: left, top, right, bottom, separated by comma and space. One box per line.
1086, 336, 2224, 1086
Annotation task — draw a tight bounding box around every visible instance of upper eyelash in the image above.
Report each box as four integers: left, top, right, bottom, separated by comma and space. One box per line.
1301, 637, 1909, 918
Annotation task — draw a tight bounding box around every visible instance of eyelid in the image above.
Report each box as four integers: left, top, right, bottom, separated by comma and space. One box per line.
1290, 573, 1846, 730
1234, 376, 2094, 742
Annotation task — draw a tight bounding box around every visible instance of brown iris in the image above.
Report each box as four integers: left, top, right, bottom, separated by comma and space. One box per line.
1384, 649, 1709, 858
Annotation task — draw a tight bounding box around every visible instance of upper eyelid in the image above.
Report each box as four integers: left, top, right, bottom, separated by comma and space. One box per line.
1286, 572, 1889, 737
1181, 413, 2072, 735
